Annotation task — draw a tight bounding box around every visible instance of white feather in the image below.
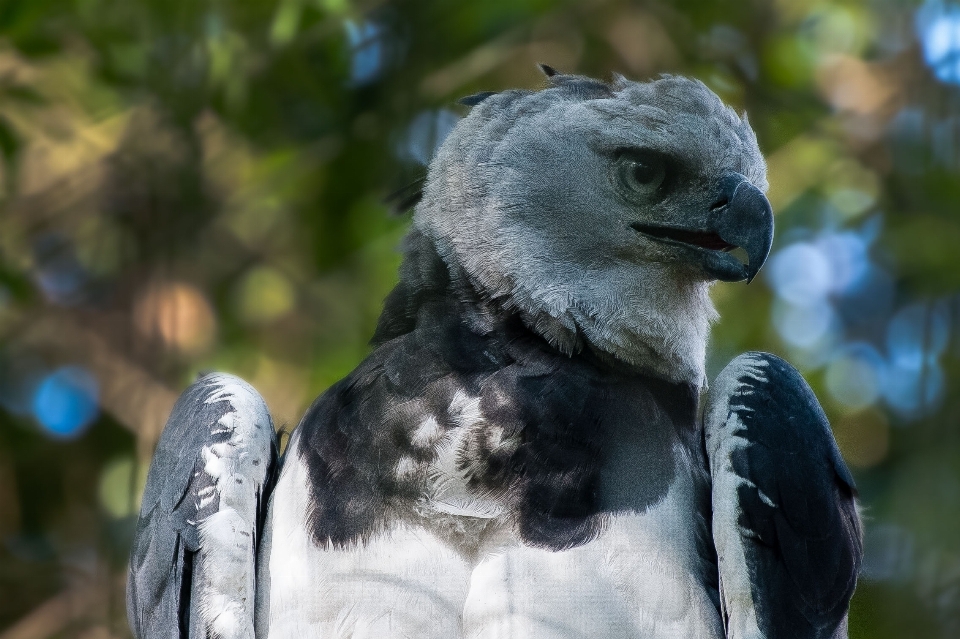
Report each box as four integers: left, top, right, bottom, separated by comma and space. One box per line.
188, 374, 273, 639
258, 438, 724, 639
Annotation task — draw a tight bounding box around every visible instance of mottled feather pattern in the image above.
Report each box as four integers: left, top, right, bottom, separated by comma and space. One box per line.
298, 232, 708, 553
127, 374, 277, 639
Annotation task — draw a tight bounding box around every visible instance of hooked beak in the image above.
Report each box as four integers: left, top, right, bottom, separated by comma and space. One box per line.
709, 174, 774, 283
630, 173, 774, 283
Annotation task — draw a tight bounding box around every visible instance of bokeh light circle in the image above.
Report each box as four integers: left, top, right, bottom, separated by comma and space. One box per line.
917, 0, 960, 85
825, 342, 886, 410
31, 366, 99, 439
767, 242, 833, 305
772, 297, 838, 348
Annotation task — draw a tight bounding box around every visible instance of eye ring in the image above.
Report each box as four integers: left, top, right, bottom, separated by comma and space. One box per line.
615, 152, 666, 199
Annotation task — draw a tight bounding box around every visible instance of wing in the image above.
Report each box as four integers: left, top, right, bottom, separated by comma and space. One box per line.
127, 373, 278, 639
704, 352, 862, 639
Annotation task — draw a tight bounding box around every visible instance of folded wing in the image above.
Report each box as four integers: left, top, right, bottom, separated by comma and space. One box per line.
704, 352, 862, 639
127, 374, 278, 639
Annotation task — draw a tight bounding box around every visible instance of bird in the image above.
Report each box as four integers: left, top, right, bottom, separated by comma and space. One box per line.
126, 67, 863, 639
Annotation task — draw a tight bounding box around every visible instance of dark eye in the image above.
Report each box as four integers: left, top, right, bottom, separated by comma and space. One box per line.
617, 154, 666, 198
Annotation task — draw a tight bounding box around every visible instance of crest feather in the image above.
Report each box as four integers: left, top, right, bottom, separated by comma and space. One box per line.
538, 63, 560, 78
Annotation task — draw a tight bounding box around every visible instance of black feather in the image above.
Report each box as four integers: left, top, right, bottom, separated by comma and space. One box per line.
458, 91, 497, 107
538, 63, 560, 77
719, 353, 862, 639
384, 176, 426, 215
299, 231, 708, 551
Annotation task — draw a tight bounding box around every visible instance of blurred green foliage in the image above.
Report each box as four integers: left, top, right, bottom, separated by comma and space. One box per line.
1, 0, 959, 637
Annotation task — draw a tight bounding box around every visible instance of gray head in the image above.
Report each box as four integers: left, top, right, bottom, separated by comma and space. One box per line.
414, 69, 772, 386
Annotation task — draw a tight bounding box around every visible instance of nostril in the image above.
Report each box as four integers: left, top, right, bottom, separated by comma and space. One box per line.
710, 197, 729, 212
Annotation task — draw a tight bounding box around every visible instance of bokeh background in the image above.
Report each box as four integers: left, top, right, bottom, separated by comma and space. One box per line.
0, 0, 958, 637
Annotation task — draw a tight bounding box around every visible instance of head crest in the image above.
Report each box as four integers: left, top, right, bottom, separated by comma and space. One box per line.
538, 63, 560, 78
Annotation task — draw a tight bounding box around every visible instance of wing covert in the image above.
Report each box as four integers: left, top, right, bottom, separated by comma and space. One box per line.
127, 373, 278, 639
704, 352, 862, 639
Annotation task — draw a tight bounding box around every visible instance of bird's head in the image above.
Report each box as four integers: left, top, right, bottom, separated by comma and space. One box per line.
414, 69, 772, 386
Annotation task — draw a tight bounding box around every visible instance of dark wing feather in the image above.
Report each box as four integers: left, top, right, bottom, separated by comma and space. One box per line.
127, 374, 278, 639
704, 352, 862, 639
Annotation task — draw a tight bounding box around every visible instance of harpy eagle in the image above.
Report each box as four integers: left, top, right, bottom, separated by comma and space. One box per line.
127, 69, 863, 639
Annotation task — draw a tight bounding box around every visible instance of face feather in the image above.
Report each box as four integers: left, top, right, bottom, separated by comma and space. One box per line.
416, 72, 770, 386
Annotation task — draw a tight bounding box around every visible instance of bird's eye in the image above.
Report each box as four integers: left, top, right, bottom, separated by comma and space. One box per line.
617, 155, 666, 198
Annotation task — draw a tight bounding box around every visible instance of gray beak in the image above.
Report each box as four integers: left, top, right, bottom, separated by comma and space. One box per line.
711, 173, 775, 283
